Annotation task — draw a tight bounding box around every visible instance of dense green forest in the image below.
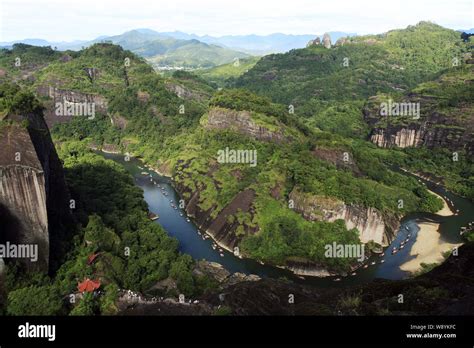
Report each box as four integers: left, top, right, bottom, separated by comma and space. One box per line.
362, 63, 474, 199
0, 85, 216, 314
235, 22, 467, 107
2, 141, 217, 315
195, 56, 261, 87
98, 29, 250, 69
53, 82, 443, 270
0, 21, 472, 311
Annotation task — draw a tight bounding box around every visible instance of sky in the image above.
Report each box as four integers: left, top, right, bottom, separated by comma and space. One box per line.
1, 0, 473, 42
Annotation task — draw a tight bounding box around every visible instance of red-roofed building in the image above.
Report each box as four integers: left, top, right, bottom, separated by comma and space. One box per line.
78, 278, 101, 293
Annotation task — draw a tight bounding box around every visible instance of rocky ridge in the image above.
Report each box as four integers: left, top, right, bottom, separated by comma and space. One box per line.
204, 107, 289, 143
0, 109, 73, 273
289, 188, 398, 246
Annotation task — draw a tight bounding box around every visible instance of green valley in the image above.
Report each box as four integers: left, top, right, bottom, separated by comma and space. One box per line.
0, 17, 473, 322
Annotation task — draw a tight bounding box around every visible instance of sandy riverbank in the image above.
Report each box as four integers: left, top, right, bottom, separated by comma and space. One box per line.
428, 190, 454, 216
400, 222, 460, 273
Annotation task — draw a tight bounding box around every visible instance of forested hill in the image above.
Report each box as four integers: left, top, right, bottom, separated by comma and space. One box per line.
72, 29, 251, 69
0, 43, 214, 144
0, 40, 447, 275
230, 22, 473, 199
1, 21, 473, 316
234, 22, 470, 111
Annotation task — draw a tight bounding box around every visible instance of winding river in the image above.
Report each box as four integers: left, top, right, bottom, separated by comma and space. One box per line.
102, 152, 473, 288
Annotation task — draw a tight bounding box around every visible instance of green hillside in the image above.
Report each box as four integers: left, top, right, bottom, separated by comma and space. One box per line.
364, 64, 474, 199
147, 89, 443, 268
0, 44, 62, 81
232, 22, 473, 196
1, 22, 471, 275
146, 40, 249, 69
100, 30, 250, 69
235, 22, 468, 111
0, 43, 211, 150
195, 56, 261, 87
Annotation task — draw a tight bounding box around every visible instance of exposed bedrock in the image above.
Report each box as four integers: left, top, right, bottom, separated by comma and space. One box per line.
176, 179, 257, 252
204, 107, 289, 143
369, 125, 472, 153
363, 97, 474, 154
165, 82, 210, 102
36, 85, 108, 128
289, 188, 398, 247
0, 111, 73, 273
120, 243, 474, 316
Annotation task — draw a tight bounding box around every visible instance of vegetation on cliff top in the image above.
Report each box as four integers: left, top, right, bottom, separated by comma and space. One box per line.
0, 82, 43, 116
235, 22, 468, 108
2, 144, 216, 315
39, 45, 446, 271
195, 56, 260, 87
1, 24, 468, 280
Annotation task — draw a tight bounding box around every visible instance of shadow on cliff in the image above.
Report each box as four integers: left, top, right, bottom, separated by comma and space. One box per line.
0, 203, 23, 245
121, 243, 474, 316
202, 242, 474, 316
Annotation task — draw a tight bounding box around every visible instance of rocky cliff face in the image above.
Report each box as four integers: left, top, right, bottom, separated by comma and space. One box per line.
120, 242, 474, 316
322, 33, 332, 48
289, 188, 398, 246
177, 182, 257, 252
204, 107, 289, 143
363, 64, 474, 154
204, 189, 256, 250
36, 85, 108, 128
0, 111, 73, 273
110, 113, 128, 130
306, 34, 333, 48
165, 82, 209, 102
173, 161, 258, 252
306, 37, 321, 47
366, 115, 473, 153
0, 125, 49, 271
370, 127, 423, 148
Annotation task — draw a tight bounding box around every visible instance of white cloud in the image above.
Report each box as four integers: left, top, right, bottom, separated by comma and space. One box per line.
1, 0, 472, 41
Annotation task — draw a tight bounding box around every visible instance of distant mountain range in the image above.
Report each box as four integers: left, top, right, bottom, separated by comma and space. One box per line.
142, 30, 357, 55
88, 30, 252, 69
0, 29, 356, 69
0, 38, 89, 49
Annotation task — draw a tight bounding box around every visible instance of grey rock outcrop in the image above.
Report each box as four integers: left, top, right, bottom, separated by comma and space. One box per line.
165, 82, 210, 102
307, 37, 321, 47
0, 126, 49, 271
0, 111, 73, 273
322, 33, 332, 48
177, 181, 257, 252
36, 85, 108, 128
363, 97, 474, 154
289, 188, 398, 246
335, 37, 348, 46
83, 68, 100, 83
205, 107, 289, 143
110, 113, 128, 130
